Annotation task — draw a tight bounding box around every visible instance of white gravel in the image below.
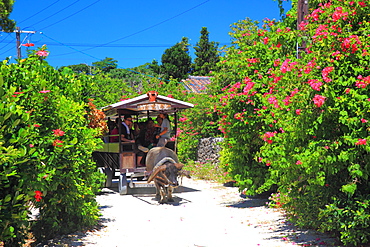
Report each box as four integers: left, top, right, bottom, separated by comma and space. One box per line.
40, 178, 339, 247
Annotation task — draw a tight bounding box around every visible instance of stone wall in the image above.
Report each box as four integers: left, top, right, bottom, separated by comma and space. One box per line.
197, 137, 223, 164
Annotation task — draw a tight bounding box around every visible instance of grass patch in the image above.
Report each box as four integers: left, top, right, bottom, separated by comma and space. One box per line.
183, 160, 233, 184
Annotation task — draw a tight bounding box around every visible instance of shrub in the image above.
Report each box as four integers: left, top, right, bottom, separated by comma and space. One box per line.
212, 1, 370, 245
0, 47, 104, 244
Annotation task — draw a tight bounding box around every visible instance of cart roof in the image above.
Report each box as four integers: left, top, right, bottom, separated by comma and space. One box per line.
101, 93, 194, 117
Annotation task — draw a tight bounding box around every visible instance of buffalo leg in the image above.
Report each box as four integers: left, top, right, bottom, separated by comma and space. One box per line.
167, 187, 174, 202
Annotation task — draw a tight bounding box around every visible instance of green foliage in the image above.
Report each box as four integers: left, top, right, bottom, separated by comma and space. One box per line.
161, 37, 192, 80
319, 196, 370, 246
192, 27, 220, 76
59, 63, 93, 74
92, 57, 118, 73
0, 47, 104, 244
212, 1, 370, 245
0, 0, 15, 32
176, 92, 220, 161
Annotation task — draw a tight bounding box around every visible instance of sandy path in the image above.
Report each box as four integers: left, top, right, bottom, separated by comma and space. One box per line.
38, 178, 338, 247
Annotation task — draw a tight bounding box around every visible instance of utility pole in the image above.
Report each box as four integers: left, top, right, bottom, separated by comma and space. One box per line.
1, 27, 36, 59
14, 27, 36, 59
297, 0, 309, 58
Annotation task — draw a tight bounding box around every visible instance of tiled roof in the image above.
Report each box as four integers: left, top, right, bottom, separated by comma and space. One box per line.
182, 76, 212, 93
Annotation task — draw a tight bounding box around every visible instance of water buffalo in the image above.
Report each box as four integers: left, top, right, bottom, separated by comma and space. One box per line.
146, 147, 188, 203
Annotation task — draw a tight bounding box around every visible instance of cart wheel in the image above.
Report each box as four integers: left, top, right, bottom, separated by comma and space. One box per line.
104, 167, 113, 188
118, 173, 128, 195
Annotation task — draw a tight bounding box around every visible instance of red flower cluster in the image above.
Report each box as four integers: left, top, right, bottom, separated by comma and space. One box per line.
308, 79, 323, 91
53, 139, 63, 147
263, 131, 276, 144
34, 190, 42, 202
355, 139, 366, 145
22, 43, 35, 47
313, 94, 326, 107
52, 129, 65, 136
355, 75, 370, 88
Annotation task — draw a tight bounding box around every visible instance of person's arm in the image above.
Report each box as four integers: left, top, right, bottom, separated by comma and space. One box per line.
121, 136, 134, 142
156, 127, 168, 139
121, 129, 135, 143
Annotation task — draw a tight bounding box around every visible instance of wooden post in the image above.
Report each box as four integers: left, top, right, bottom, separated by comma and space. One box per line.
297, 0, 309, 58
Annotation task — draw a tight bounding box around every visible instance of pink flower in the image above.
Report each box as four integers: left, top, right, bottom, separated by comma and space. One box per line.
33, 124, 41, 127
361, 118, 367, 123
296, 109, 301, 115
263, 37, 269, 44
39, 90, 50, 93
355, 139, 366, 145
313, 94, 326, 107
359, 2, 366, 7
179, 117, 188, 122
36, 50, 49, 57
52, 129, 65, 136
296, 160, 302, 165
29, 144, 34, 148
243, 77, 255, 94
308, 79, 323, 91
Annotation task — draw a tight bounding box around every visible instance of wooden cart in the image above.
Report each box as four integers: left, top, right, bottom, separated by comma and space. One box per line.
92, 92, 194, 194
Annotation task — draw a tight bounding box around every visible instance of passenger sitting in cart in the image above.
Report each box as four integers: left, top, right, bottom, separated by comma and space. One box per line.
109, 118, 120, 143
121, 115, 135, 143
156, 112, 171, 147
135, 118, 156, 152
109, 116, 135, 144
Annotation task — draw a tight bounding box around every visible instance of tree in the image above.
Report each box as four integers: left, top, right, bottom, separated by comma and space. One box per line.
92, 57, 118, 73
161, 37, 192, 81
59, 63, 92, 74
148, 59, 161, 75
0, 0, 15, 32
192, 27, 220, 76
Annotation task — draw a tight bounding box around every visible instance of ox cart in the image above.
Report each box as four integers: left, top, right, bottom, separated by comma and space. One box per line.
92, 92, 194, 195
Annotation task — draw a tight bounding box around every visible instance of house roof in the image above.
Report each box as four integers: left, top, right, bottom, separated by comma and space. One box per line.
101, 93, 194, 117
182, 76, 212, 93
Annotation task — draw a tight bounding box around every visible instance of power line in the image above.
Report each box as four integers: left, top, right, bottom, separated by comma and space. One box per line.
55, 0, 211, 57
18, 0, 61, 25
38, 0, 103, 31
23, 0, 81, 29
0, 33, 13, 52
40, 33, 169, 82
0, 44, 15, 56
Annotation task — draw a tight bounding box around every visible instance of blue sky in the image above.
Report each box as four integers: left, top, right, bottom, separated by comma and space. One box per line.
1, 0, 291, 69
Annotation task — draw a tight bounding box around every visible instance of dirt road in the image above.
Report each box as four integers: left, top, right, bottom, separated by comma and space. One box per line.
38, 178, 338, 247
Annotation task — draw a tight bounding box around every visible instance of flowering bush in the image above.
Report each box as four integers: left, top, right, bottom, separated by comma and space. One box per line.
0, 47, 104, 244
212, 0, 370, 245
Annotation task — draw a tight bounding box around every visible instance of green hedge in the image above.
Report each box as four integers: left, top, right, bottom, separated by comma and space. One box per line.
211, 1, 370, 245
0, 48, 104, 245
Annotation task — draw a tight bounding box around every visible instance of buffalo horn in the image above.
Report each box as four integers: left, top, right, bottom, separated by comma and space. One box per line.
147, 165, 166, 183
174, 163, 184, 170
